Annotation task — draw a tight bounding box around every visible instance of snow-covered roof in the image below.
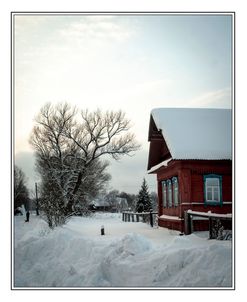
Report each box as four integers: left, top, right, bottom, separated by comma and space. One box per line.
90, 199, 110, 207
147, 159, 172, 174
116, 197, 128, 205
151, 108, 232, 160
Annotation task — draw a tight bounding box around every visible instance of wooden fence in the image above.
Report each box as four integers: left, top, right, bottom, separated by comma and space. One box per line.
184, 210, 232, 239
122, 211, 158, 227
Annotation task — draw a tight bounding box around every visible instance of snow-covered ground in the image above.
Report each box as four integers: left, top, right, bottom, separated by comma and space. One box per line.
14, 212, 232, 288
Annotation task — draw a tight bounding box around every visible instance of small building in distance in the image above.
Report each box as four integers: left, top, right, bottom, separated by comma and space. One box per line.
88, 198, 111, 212
147, 108, 232, 232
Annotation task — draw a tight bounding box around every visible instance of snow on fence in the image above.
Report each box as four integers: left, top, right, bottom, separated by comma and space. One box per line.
122, 211, 158, 227
184, 210, 232, 239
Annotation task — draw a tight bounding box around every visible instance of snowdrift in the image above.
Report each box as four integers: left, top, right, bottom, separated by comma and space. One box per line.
14, 214, 232, 288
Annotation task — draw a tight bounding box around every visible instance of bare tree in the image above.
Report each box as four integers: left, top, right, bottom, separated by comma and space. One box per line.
63, 108, 140, 212
14, 165, 29, 212
29, 103, 140, 227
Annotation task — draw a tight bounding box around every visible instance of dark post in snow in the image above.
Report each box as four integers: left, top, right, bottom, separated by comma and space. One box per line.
150, 210, 153, 227
35, 182, 39, 216
184, 211, 191, 235
209, 217, 213, 239
101, 225, 105, 235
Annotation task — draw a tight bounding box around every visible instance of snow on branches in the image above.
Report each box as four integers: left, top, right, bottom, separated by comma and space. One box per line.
29, 103, 140, 228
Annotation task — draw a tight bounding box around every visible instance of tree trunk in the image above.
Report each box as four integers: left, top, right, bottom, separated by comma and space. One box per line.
66, 171, 83, 214
72, 171, 83, 195
66, 196, 74, 214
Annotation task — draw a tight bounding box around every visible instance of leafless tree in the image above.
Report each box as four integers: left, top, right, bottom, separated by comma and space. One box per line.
63, 108, 140, 211
29, 103, 140, 227
14, 165, 29, 211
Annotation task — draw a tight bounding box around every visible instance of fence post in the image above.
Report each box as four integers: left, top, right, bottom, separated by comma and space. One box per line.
209, 217, 213, 239
136, 214, 139, 222
190, 215, 193, 234
184, 211, 191, 235
35, 182, 39, 216
122, 212, 124, 221
150, 211, 153, 227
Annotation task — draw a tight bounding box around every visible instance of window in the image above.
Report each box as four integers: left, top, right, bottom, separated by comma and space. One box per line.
162, 177, 180, 208
162, 181, 167, 208
204, 174, 222, 205
167, 180, 172, 207
172, 177, 179, 207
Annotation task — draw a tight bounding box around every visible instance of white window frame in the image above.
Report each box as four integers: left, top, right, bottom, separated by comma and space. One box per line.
167, 180, 172, 208
172, 177, 179, 207
204, 174, 222, 205
162, 181, 167, 208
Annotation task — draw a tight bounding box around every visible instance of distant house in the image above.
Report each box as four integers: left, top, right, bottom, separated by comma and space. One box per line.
147, 108, 232, 232
89, 198, 111, 212
115, 197, 128, 212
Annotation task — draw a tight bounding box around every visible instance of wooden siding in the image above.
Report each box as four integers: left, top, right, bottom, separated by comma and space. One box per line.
155, 159, 232, 231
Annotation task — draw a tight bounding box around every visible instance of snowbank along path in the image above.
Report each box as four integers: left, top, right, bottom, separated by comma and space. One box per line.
14, 213, 232, 288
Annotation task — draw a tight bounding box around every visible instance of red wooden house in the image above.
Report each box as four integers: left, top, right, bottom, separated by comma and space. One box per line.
147, 108, 232, 232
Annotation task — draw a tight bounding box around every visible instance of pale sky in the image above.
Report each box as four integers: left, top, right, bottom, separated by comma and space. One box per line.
14, 13, 233, 194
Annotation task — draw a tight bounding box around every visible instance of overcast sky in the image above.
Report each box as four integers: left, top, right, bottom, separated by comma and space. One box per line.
14, 13, 232, 194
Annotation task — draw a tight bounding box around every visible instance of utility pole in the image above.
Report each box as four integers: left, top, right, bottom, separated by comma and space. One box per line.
35, 182, 39, 216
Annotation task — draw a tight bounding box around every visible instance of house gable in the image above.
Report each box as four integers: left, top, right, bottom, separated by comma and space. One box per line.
147, 108, 232, 232
147, 108, 232, 171
147, 115, 171, 170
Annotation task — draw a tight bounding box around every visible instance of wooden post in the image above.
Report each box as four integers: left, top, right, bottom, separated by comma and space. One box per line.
131, 214, 134, 222
150, 211, 153, 227
127, 213, 130, 222
35, 182, 39, 216
101, 225, 105, 235
209, 217, 213, 239
122, 212, 124, 221
136, 214, 139, 222
184, 211, 191, 235
190, 215, 193, 234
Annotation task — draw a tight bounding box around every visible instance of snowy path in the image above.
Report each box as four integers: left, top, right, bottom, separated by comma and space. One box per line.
14, 213, 232, 288
65, 213, 180, 245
